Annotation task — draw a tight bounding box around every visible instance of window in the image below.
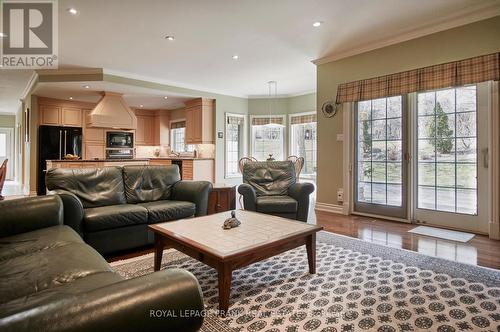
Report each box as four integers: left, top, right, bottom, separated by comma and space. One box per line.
251, 116, 285, 161
170, 121, 193, 153
417, 85, 478, 215
290, 113, 317, 177
225, 113, 246, 177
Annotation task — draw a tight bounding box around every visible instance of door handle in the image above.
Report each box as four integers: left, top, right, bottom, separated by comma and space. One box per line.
59, 130, 62, 160
482, 148, 488, 168
64, 130, 67, 156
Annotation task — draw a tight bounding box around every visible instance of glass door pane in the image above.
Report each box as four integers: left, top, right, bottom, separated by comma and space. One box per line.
414, 84, 489, 233
354, 96, 407, 218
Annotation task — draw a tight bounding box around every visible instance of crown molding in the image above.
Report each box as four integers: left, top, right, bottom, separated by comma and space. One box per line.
312, 2, 500, 65
20, 71, 39, 101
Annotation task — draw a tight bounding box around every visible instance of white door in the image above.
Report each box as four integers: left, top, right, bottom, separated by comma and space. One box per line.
0, 128, 14, 180
413, 83, 489, 233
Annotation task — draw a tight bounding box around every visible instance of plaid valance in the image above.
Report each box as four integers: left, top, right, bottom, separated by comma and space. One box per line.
252, 116, 284, 126
336, 52, 500, 103
227, 115, 244, 125
290, 113, 317, 125
170, 121, 186, 129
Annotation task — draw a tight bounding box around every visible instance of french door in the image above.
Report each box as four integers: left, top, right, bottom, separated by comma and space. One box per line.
354, 83, 490, 233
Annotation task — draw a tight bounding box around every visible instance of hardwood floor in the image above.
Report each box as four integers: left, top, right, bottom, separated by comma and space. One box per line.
316, 210, 500, 270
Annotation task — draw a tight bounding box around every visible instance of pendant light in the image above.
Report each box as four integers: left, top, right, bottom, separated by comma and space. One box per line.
265, 80, 280, 128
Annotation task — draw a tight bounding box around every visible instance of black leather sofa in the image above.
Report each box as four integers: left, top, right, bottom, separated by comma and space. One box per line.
238, 161, 314, 222
45, 165, 212, 255
0, 196, 204, 332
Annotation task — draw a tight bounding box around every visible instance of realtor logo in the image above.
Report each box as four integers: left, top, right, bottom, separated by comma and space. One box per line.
1, 0, 58, 69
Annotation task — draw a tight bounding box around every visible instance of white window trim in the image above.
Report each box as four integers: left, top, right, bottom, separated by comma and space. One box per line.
288, 111, 317, 179
249, 114, 286, 161
224, 113, 248, 179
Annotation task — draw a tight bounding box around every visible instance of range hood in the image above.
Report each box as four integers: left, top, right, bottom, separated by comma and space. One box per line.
87, 92, 137, 129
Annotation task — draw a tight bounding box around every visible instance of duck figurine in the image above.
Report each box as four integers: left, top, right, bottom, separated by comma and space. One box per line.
222, 211, 241, 229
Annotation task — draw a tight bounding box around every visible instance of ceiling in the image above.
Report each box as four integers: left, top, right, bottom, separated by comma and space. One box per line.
33, 81, 193, 109
1, 0, 499, 114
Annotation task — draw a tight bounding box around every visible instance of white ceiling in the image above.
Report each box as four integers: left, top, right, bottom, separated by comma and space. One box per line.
33, 81, 193, 109
1, 0, 499, 114
57, 0, 500, 97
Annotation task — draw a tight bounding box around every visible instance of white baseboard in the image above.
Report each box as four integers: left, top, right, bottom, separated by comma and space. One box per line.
315, 202, 345, 215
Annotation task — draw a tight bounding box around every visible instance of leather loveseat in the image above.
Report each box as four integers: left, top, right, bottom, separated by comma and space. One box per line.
238, 161, 314, 222
0, 196, 204, 332
45, 165, 212, 255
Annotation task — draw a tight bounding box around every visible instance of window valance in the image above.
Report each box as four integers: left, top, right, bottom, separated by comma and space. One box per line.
252, 116, 284, 126
170, 121, 186, 129
335, 52, 500, 103
227, 115, 244, 125
290, 113, 317, 125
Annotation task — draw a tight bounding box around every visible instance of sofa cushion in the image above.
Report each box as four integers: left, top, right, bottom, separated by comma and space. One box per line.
243, 161, 296, 196
0, 225, 82, 262
123, 165, 181, 204
46, 167, 126, 208
84, 204, 148, 232
0, 236, 115, 305
138, 200, 196, 224
256, 195, 298, 213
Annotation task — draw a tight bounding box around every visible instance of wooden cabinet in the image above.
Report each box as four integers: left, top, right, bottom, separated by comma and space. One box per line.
39, 104, 83, 127
84, 127, 104, 143
84, 144, 105, 160
184, 98, 214, 144
135, 109, 168, 146
40, 105, 61, 125
149, 159, 172, 166
207, 185, 236, 215
62, 107, 82, 127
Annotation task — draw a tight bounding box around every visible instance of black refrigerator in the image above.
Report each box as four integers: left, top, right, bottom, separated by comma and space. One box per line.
38, 125, 82, 195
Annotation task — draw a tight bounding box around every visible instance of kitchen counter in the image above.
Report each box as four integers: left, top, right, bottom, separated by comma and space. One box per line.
148, 157, 215, 161
47, 159, 150, 162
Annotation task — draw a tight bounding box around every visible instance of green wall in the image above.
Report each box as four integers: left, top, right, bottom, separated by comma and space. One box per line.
0, 114, 15, 127
316, 15, 500, 206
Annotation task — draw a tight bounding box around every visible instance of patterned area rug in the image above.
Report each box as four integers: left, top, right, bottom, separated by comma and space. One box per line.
110, 231, 500, 332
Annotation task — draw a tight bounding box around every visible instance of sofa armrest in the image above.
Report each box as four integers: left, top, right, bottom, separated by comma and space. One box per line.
172, 181, 212, 216
0, 269, 204, 332
237, 183, 257, 211
0, 196, 63, 238
288, 182, 315, 222
48, 189, 85, 236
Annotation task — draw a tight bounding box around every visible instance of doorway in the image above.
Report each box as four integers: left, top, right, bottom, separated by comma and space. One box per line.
353, 83, 491, 233
0, 128, 14, 180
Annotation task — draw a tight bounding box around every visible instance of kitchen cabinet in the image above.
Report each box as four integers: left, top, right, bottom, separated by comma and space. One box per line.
135, 109, 168, 146
184, 98, 214, 144
84, 144, 105, 160
149, 159, 172, 166
39, 104, 83, 127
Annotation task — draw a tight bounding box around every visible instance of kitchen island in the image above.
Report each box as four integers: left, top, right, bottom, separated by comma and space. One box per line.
46, 157, 214, 182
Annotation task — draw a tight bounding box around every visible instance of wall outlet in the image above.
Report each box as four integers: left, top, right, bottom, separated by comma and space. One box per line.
337, 189, 344, 202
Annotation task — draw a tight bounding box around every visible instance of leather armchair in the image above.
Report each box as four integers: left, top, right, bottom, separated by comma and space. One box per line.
238, 161, 314, 222
0, 196, 204, 332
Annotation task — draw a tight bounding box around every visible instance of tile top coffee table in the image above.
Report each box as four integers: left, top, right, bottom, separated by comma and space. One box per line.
149, 210, 323, 314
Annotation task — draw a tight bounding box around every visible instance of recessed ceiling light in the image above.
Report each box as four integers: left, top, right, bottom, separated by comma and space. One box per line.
165, 35, 175, 41
163, 96, 168, 100
232, 55, 239, 60
69, 96, 73, 100
313, 21, 322, 27
67, 8, 79, 15
0, 32, 6, 38
139, 104, 144, 108
83, 84, 90, 89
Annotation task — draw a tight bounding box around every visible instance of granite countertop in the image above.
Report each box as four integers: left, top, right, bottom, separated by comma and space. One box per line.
47, 159, 150, 162
47, 157, 214, 162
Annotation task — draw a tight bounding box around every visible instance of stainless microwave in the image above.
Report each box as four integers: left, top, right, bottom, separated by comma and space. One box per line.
106, 131, 134, 148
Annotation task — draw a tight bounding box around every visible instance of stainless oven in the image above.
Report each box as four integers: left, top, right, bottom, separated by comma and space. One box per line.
106, 148, 134, 159
106, 131, 134, 148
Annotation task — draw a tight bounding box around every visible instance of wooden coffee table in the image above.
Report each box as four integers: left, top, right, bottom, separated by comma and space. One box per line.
149, 210, 323, 314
